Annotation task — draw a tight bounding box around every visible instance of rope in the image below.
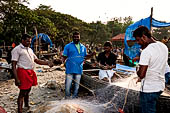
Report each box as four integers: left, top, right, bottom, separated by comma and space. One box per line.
101, 77, 138, 113
103, 96, 119, 112
66, 74, 96, 97
62, 57, 140, 112
122, 77, 138, 111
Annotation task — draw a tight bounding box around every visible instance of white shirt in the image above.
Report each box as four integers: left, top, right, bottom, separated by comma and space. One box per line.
11, 44, 37, 69
139, 41, 168, 92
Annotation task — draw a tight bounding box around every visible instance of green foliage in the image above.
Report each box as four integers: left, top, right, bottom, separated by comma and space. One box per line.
0, 1, 30, 44
152, 26, 170, 48
152, 27, 170, 40
107, 16, 133, 37
0, 1, 137, 49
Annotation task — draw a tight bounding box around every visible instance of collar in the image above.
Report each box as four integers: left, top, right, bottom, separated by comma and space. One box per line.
71, 41, 81, 45
19, 43, 28, 49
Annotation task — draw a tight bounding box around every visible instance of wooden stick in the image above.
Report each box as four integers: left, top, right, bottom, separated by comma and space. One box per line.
34, 26, 38, 56
150, 7, 153, 32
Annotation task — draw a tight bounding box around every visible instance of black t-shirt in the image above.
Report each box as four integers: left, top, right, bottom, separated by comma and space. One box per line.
97, 52, 117, 66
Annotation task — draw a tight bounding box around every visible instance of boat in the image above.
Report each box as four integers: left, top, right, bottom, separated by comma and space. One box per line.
80, 62, 170, 113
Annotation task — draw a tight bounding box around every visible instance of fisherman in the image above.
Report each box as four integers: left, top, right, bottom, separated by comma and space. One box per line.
133, 26, 168, 113
11, 34, 53, 113
62, 31, 95, 99
95, 41, 117, 82
132, 44, 170, 85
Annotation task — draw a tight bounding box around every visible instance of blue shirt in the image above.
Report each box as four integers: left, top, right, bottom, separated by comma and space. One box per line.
63, 42, 87, 74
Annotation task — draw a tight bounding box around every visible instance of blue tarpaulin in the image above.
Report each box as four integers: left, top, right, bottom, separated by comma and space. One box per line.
152, 18, 170, 27
124, 17, 170, 59
115, 64, 136, 72
31, 33, 53, 50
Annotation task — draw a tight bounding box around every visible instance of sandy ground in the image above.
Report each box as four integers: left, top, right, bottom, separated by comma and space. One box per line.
0, 64, 66, 113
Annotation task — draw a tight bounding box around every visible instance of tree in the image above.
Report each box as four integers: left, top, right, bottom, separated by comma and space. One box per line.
152, 27, 170, 40
0, 1, 134, 49
0, 2, 57, 45
0, 0, 30, 44
122, 16, 133, 32
107, 17, 133, 37
152, 26, 170, 48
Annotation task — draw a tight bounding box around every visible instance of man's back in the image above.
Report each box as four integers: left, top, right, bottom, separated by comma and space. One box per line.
139, 41, 168, 92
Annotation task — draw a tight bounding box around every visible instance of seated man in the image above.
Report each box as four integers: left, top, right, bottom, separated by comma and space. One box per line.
95, 41, 117, 82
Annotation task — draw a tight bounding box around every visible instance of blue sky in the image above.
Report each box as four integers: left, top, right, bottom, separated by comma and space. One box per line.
26, 0, 170, 23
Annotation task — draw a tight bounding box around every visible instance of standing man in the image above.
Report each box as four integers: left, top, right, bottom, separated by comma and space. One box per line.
62, 31, 94, 99
133, 26, 168, 113
11, 34, 53, 113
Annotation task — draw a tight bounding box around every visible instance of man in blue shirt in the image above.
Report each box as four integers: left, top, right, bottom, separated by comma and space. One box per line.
62, 31, 94, 99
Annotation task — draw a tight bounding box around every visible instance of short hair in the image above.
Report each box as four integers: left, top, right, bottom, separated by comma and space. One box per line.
104, 41, 112, 47
73, 31, 80, 36
163, 36, 167, 39
133, 26, 151, 38
21, 34, 31, 40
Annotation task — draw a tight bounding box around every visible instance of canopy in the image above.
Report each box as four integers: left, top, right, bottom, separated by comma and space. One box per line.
112, 33, 125, 41
31, 33, 53, 50
124, 17, 170, 59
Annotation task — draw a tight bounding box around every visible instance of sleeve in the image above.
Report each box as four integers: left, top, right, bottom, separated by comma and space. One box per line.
33, 52, 38, 60
112, 54, 117, 65
63, 45, 68, 56
11, 48, 19, 61
139, 49, 151, 66
84, 47, 87, 57
97, 53, 102, 62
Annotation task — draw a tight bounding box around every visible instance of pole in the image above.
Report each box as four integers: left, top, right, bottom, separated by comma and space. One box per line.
38, 33, 41, 58
150, 7, 153, 33
24, 26, 27, 34
34, 26, 38, 56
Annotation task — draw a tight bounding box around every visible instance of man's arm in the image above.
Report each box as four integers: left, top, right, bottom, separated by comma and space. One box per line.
62, 55, 67, 63
85, 52, 96, 60
132, 56, 140, 63
12, 61, 21, 86
136, 65, 148, 83
34, 59, 53, 67
60, 55, 67, 67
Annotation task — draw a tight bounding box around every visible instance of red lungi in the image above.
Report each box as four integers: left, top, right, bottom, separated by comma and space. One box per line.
17, 68, 37, 90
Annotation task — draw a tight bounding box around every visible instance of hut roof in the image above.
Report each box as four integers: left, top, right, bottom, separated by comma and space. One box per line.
111, 33, 125, 41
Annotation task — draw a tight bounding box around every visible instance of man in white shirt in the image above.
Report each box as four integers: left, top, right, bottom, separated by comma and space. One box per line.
12, 34, 53, 113
133, 26, 168, 113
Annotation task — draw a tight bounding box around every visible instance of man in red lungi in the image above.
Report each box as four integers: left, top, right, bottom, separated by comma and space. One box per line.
11, 34, 53, 113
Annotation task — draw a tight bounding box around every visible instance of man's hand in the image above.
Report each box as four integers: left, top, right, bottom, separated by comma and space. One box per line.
15, 79, 21, 86
132, 56, 140, 63
48, 61, 54, 67
91, 63, 97, 68
91, 51, 96, 56
136, 77, 141, 84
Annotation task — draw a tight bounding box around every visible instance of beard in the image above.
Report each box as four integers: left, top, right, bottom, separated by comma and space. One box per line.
73, 39, 80, 44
